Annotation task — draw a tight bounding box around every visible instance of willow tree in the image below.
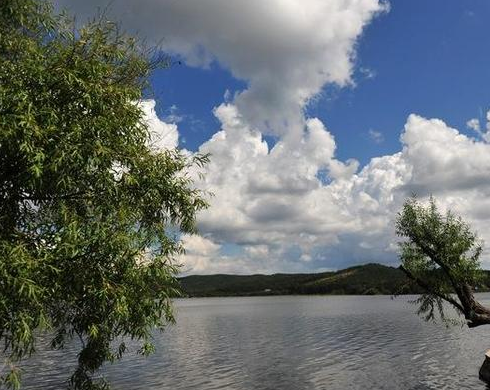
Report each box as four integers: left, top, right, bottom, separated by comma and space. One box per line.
396, 196, 490, 328
0, 0, 207, 388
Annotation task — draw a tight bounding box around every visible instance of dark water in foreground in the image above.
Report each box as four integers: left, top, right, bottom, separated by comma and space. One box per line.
14, 294, 490, 389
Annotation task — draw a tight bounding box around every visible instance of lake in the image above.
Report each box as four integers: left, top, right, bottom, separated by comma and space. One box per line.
15, 294, 490, 389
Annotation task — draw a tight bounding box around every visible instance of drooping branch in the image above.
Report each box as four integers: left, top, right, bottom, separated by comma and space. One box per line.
399, 265, 464, 313
400, 265, 490, 328
409, 236, 466, 306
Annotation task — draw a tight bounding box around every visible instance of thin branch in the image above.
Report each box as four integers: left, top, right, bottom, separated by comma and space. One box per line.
399, 265, 465, 313
412, 237, 471, 312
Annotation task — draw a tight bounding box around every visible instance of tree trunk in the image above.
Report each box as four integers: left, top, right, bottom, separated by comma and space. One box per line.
479, 350, 490, 383
399, 266, 490, 328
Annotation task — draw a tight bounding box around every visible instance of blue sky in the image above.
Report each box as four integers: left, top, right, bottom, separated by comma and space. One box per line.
316, 0, 490, 164
60, 0, 490, 274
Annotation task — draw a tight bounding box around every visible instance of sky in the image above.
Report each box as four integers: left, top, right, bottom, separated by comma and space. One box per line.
57, 0, 490, 274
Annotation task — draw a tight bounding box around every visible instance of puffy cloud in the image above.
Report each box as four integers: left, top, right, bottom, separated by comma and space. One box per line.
140, 99, 179, 150
55, 0, 387, 135
401, 114, 490, 194
177, 234, 220, 274
465, 110, 490, 143
123, 100, 490, 274
467, 118, 481, 133
56, 1, 490, 273
177, 234, 275, 275
195, 104, 358, 246
180, 111, 490, 273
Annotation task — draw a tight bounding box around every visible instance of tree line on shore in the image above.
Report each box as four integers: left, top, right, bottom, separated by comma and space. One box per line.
179, 263, 490, 297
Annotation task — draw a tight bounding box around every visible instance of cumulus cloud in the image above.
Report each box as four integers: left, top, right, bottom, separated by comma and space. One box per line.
56, 0, 387, 135
57, 1, 490, 274
466, 110, 490, 143
195, 104, 358, 245
177, 234, 275, 275
177, 111, 490, 274
140, 99, 179, 150
467, 118, 481, 133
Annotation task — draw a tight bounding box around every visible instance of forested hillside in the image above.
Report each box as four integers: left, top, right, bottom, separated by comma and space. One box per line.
179, 263, 490, 297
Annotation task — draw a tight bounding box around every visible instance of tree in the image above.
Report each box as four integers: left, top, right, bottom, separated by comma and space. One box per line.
396, 196, 490, 328
0, 0, 208, 388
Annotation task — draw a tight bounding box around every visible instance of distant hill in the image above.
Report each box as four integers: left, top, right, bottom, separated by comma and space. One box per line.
178, 263, 490, 297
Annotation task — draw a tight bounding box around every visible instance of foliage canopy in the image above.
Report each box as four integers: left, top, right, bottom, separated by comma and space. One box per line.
0, 0, 207, 388
396, 196, 490, 328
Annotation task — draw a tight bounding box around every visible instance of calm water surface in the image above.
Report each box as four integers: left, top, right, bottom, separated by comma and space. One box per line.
15, 294, 490, 389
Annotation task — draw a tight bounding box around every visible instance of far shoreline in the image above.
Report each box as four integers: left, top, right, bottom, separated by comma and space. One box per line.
178, 263, 490, 298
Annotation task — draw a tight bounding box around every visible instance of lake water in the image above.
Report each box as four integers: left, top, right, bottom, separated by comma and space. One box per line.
14, 294, 490, 389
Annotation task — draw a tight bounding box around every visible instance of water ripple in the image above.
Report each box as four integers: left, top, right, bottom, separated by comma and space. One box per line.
8, 294, 490, 389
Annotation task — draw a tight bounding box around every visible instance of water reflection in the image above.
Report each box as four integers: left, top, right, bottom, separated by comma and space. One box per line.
14, 294, 490, 389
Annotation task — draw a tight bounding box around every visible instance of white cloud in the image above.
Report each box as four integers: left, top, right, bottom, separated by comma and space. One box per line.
56, 0, 387, 136
467, 118, 480, 133
179, 111, 490, 273
360, 67, 377, 79
466, 110, 490, 143
133, 102, 490, 275
177, 234, 221, 274
164, 105, 183, 124
368, 129, 384, 143
140, 99, 179, 151
177, 234, 275, 275
56, 1, 490, 274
